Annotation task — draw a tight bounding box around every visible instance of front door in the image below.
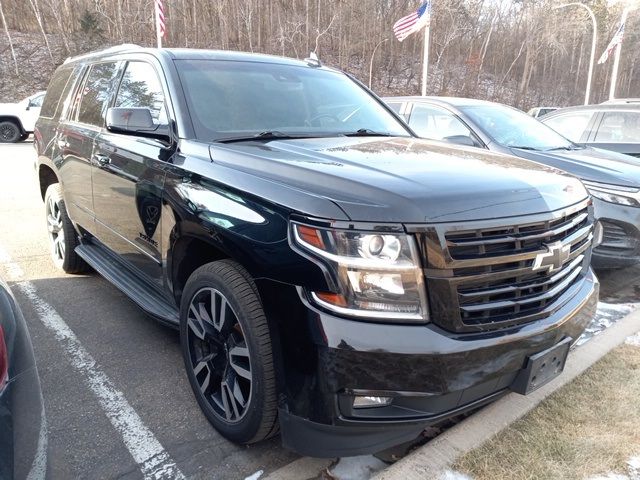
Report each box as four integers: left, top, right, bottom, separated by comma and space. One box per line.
92, 60, 171, 284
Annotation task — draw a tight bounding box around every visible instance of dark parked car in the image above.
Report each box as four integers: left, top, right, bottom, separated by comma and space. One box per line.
540, 103, 640, 158
0, 276, 47, 479
34, 46, 598, 457
385, 96, 640, 269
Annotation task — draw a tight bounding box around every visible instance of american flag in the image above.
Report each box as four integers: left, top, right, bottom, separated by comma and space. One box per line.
393, 2, 432, 42
155, 0, 166, 39
598, 20, 625, 64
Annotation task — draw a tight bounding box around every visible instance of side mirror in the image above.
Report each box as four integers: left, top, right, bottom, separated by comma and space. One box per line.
444, 135, 478, 148
106, 107, 162, 137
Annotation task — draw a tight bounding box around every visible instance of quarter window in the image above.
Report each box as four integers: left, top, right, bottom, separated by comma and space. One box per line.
594, 111, 640, 142
77, 62, 119, 127
115, 62, 167, 125
408, 104, 473, 141
40, 69, 73, 118
543, 113, 592, 142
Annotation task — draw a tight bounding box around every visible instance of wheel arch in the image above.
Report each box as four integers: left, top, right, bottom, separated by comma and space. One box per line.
169, 232, 231, 305
38, 164, 59, 201
0, 116, 25, 133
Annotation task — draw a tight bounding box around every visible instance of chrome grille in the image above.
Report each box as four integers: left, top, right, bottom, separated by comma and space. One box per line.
413, 199, 594, 333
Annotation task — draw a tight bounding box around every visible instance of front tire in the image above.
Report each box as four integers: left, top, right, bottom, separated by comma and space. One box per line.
44, 183, 88, 273
0, 121, 21, 143
180, 260, 278, 444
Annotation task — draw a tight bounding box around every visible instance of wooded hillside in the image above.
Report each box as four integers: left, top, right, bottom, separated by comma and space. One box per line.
1, 0, 638, 108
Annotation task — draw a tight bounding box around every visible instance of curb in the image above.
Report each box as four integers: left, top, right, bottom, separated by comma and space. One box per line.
371, 308, 640, 480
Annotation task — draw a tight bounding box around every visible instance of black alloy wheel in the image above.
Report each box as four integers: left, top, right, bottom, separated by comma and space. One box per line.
186, 287, 252, 423
0, 121, 21, 143
180, 260, 278, 444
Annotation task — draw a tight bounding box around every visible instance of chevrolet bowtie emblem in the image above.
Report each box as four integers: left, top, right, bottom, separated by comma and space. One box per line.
532, 241, 571, 273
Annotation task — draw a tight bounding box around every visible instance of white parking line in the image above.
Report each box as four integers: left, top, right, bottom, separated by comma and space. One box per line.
0, 246, 186, 480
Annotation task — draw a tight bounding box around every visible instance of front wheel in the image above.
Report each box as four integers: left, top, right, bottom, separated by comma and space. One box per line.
44, 183, 89, 273
180, 260, 279, 444
0, 121, 21, 143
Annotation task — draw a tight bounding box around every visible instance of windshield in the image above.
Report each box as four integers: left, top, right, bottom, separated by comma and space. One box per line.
175, 59, 410, 141
460, 104, 575, 151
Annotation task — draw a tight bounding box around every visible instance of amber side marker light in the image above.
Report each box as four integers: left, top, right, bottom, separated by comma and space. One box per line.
295, 225, 325, 250
314, 292, 348, 307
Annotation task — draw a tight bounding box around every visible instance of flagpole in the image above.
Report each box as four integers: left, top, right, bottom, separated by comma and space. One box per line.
609, 7, 630, 100
154, 0, 162, 48
421, 25, 430, 96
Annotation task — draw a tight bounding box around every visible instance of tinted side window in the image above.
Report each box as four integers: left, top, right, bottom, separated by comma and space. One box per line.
77, 62, 119, 127
115, 62, 167, 125
595, 111, 640, 142
30, 94, 44, 107
408, 104, 472, 141
544, 112, 592, 142
40, 69, 73, 118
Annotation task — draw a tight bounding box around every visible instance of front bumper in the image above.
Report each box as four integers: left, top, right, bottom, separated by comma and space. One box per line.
592, 197, 640, 269
258, 270, 599, 458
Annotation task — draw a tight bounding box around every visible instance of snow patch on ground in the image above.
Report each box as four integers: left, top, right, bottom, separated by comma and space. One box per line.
328, 455, 388, 480
575, 302, 639, 347
441, 470, 474, 480
586, 455, 640, 480
244, 470, 263, 480
625, 332, 640, 347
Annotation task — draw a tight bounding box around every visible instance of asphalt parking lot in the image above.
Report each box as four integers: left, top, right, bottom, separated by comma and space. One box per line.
1, 142, 639, 480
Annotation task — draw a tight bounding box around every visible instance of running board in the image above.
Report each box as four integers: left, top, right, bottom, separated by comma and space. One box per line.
75, 243, 180, 328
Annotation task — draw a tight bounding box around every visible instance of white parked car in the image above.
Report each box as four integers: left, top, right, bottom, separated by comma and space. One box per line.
0, 91, 45, 143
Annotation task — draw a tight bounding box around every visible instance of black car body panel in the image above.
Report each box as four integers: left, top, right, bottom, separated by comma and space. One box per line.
34, 48, 598, 457
385, 96, 640, 269
0, 277, 47, 479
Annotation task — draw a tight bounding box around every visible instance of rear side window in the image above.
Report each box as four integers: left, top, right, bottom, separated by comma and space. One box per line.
115, 61, 167, 125
77, 62, 119, 127
543, 112, 592, 142
40, 69, 73, 119
594, 111, 640, 142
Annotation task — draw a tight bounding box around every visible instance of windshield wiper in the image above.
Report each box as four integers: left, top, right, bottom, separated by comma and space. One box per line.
509, 145, 541, 151
343, 128, 393, 137
215, 131, 312, 143
546, 145, 584, 151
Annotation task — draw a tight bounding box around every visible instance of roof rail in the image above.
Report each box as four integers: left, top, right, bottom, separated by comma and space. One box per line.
63, 43, 143, 64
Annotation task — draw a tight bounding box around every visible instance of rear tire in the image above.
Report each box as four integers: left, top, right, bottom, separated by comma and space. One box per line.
180, 260, 279, 444
0, 121, 21, 143
44, 183, 89, 274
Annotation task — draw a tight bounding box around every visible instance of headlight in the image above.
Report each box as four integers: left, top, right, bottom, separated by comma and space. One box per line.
583, 180, 640, 207
292, 222, 428, 322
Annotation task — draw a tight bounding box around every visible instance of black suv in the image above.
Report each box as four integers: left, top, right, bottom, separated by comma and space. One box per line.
34, 46, 599, 458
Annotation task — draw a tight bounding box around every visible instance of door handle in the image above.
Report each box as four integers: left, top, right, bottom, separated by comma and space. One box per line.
92, 153, 111, 166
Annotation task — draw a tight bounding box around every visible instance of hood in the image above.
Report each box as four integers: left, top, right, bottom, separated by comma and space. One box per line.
510, 146, 640, 187
209, 137, 588, 223
0, 102, 21, 114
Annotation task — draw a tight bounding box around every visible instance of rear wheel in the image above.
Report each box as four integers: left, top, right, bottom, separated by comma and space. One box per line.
0, 121, 21, 143
44, 183, 89, 273
180, 260, 278, 444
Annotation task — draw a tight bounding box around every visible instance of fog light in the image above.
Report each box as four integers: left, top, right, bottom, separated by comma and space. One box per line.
353, 395, 392, 408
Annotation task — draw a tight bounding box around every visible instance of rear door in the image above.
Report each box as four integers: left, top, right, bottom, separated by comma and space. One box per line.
57, 61, 121, 232
91, 59, 172, 284
588, 110, 640, 157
